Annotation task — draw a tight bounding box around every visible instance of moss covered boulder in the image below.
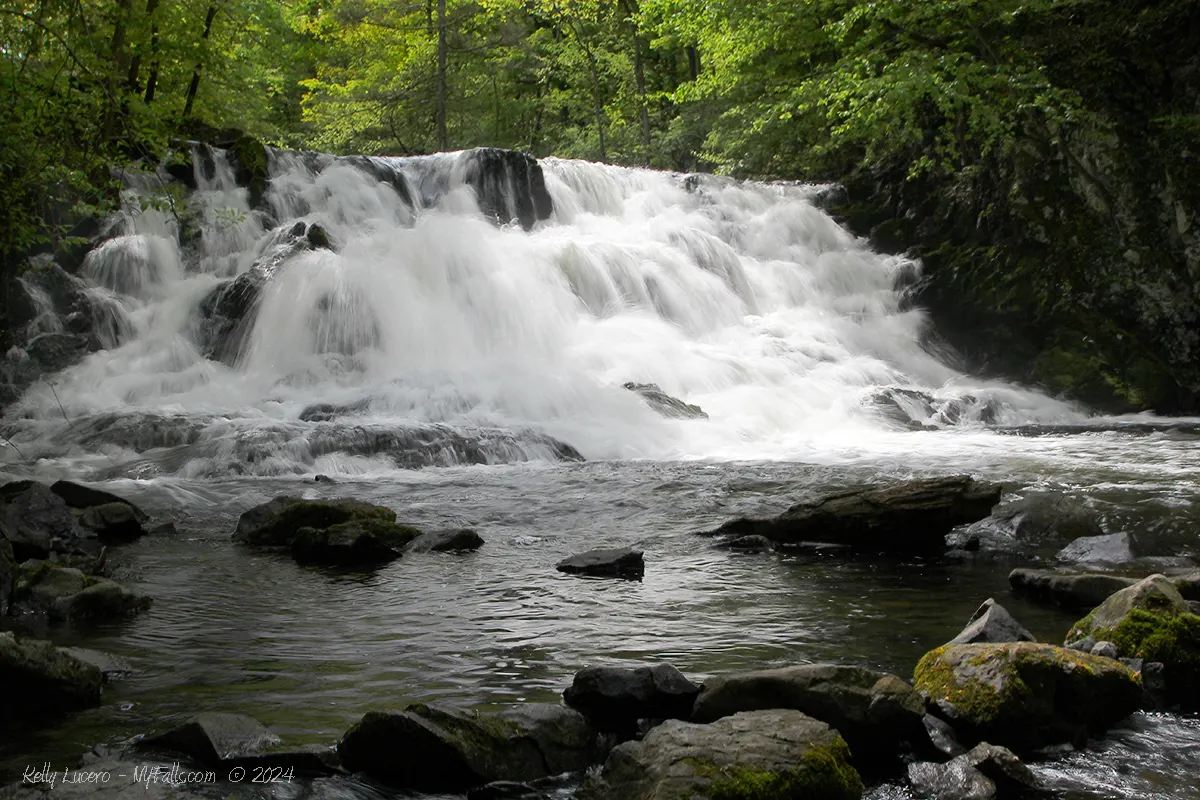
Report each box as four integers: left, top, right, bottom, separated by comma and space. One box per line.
291, 519, 423, 566
1066, 573, 1200, 709
14, 561, 152, 622
338, 703, 610, 792
913, 642, 1141, 751
0, 631, 103, 719
578, 709, 862, 800
232, 496, 396, 547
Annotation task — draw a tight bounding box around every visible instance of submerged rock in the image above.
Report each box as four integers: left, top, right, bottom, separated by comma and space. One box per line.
690, 663, 926, 763
913, 642, 1142, 751
713, 534, 774, 552
405, 529, 485, 553
1009, 568, 1137, 609
556, 547, 645, 580
946, 492, 1102, 557
705, 476, 1000, 553
947, 598, 1036, 645
59, 647, 135, 682
907, 742, 1039, 800
563, 664, 700, 733
232, 496, 396, 547
338, 703, 608, 791
623, 382, 708, 420
578, 709, 863, 800
291, 519, 423, 566
0, 632, 102, 719
140, 712, 281, 766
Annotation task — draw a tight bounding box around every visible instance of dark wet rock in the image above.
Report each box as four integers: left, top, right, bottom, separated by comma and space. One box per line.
705, 476, 1000, 553
221, 745, 342, 778
337, 702, 607, 791
291, 519, 422, 566
147, 522, 179, 536
406, 529, 485, 553
313, 474, 337, 484
1009, 568, 1138, 610
865, 387, 999, 430
907, 742, 1039, 800
228, 134, 270, 208
1066, 574, 1200, 709
563, 664, 700, 734
577, 709, 863, 800
1067, 635, 1098, 653
556, 547, 645, 580
1142, 661, 1169, 709
1172, 571, 1200, 601
233, 496, 396, 547
58, 647, 135, 682
460, 148, 554, 231
922, 714, 967, 759
77, 502, 147, 543
713, 534, 774, 552
13, 562, 152, 623
948, 598, 1036, 645
691, 663, 926, 762
623, 382, 708, 420
1091, 641, 1119, 659
914, 642, 1142, 752
1057, 532, 1135, 564
0, 538, 14, 616
338, 155, 416, 208
0, 632, 102, 719
0, 482, 91, 561
140, 712, 281, 767
49, 481, 149, 522
468, 781, 548, 799
306, 223, 332, 250
66, 412, 208, 453
298, 400, 371, 422
946, 492, 1102, 557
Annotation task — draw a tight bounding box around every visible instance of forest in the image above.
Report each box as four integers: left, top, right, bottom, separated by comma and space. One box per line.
2, 0, 1199, 411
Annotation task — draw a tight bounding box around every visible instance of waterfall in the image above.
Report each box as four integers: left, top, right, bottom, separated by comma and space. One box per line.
0, 146, 1083, 478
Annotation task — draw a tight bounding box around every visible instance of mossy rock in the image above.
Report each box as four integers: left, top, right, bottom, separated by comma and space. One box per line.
0, 631, 103, 719
913, 642, 1141, 751
579, 709, 862, 799
14, 561, 151, 623
291, 519, 423, 566
1066, 573, 1192, 643
228, 134, 270, 208
233, 497, 396, 547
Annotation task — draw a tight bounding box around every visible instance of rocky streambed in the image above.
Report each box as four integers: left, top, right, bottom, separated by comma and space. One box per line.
2, 463, 1199, 800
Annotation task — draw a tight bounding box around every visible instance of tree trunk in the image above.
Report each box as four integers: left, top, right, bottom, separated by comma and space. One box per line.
436, 0, 448, 151
182, 4, 219, 119
620, 0, 651, 164
687, 46, 700, 80
127, 0, 161, 94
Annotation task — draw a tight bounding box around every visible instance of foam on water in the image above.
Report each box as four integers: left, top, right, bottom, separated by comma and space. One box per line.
2, 146, 1094, 476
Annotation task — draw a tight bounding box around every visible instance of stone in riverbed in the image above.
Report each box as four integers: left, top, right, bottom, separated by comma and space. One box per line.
405, 529, 485, 553
1056, 532, 1134, 564
0, 632, 102, 718
922, 714, 967, 759
713, 534, 774, 552
556, 547, 644, 579
577, 709, 863, 800
913, 642, 1142, 752
77, 502, 146, 543
59, 647, 135, 682
0, 481, 92, 560
907, 742, 1040, 800
690, 663, 926, 764
291, 519, 423, 566
947, 598, 1036, 645
233, 496, 396, 547
13, 561, 152, 622
623, 382, 708, 420
704, 476, 1000, 553
50, 480, 149, 522
139, 712, 281, 767
1009, 568, 1137, 609
337, 703, 609, 791
563, 664, 701, 733
946, 492, 1102, 557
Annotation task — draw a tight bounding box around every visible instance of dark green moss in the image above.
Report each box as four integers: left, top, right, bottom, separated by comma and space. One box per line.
689, 739, 862, 800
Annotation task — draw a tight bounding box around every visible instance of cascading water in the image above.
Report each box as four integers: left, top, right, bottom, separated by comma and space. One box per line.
1, 145, 1087, 478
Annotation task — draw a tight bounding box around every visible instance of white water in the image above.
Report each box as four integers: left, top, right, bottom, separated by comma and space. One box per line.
3, 147, 1104, 477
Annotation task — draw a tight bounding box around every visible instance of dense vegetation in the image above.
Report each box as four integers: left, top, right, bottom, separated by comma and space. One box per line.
2, 0, 1197, 410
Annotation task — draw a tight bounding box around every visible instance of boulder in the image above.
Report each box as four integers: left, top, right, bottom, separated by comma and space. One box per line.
140, 713, 280, 766
1009, 568, 1138, 609
58, 647, 135, 682
704, 476, 1000, 553
947, 599, 1036, 645
556, 547, 644, 580
578, 709, 863, 800
460, 148, 554, 231
913, 642, 1142, 751
13, 562, 152, 622
1174, 572, 1200, 601
945, 492, 1102, 557
1091, 641, 1119, 659
291, 519, 423, 566
563, 664, 700, 733
1056, 532, 1135, 564
922, 714, 967, 759
0, 632, 103, 718
232, 496, 396, 547
1066, 574, 1200, 708
690, 664, 926, 762
77, 502, 147, 543
337, 703, 607, 791
623, 382, 708, 420
406, 529, 486, 553
907, 742, 1040, 800
0, 482, 91, 560
49, 481, 149, 522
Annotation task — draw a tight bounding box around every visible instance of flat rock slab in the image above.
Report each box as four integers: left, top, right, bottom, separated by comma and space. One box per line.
704, 476, 1000, 553
0, 632, 102, 718
59, 647, 135, 682
140, 713, 281, 766
1009, 568, 1138, 609
1056, 532, 1135, 564
556, 547, 644, 579
563, 664, 700, 732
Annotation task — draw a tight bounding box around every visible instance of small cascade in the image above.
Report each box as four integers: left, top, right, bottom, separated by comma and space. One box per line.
0, 143, 1087, 478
